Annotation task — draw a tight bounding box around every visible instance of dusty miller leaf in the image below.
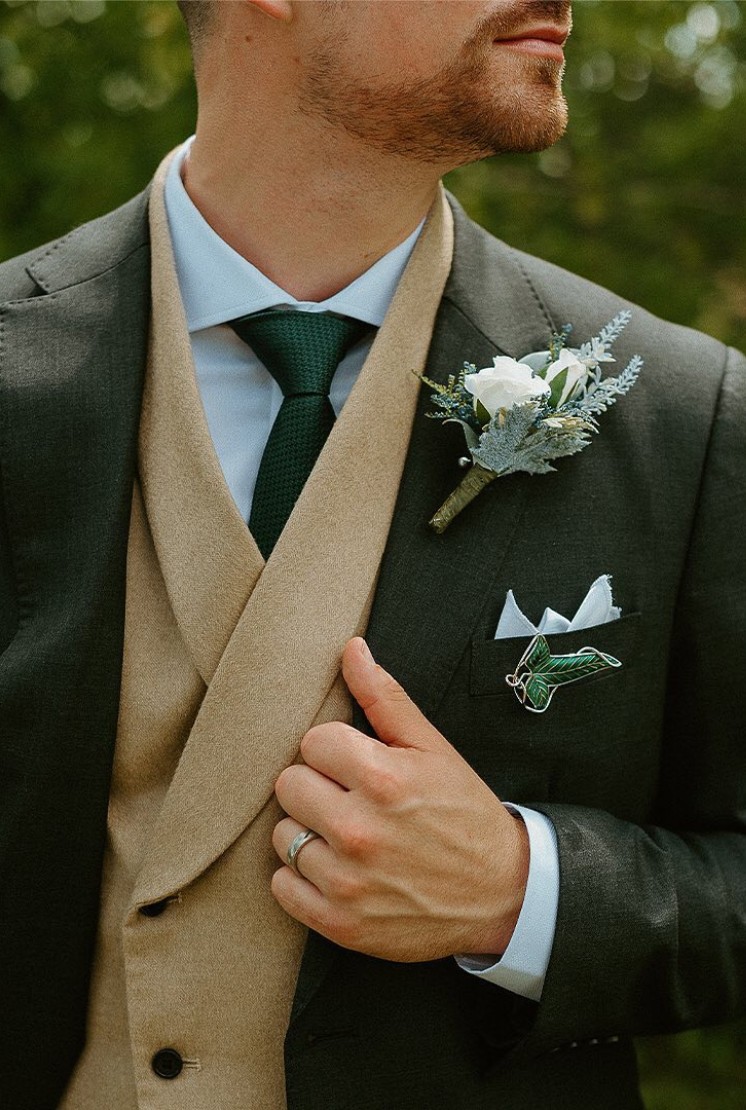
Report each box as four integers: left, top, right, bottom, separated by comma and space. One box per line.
472, 405, 594, 476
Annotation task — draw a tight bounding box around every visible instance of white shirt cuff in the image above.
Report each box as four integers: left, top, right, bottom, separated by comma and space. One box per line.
455, 804, 559, 1002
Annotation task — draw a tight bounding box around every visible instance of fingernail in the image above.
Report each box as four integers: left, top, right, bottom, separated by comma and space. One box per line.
359, 639, 375, 666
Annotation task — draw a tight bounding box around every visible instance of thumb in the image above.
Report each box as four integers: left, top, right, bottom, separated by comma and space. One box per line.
342, 638, 448, 751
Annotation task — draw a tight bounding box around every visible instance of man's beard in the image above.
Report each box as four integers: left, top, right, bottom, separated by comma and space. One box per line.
298, 0, 571, 168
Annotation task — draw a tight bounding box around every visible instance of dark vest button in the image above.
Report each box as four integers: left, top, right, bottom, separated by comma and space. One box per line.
139, 899, 170, 917
152, 1048, 183, 1079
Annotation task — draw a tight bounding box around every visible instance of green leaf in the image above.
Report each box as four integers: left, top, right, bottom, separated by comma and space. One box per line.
525, 674, 551, 711
509, 635, 622, 713
525, 634, 551, 672
475, 399, 491, 426
538, 649, 616, 686
547, 366, 569, 408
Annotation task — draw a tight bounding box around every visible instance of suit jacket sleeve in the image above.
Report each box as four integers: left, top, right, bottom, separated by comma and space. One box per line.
516, 343, 746, 1055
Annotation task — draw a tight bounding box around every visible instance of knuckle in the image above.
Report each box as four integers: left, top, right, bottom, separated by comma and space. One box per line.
365, 763, 404, 806
300, 722, 356, 761
379, 671, 409, 704
272, 867, 310, 921
329, 869, 364, 905
307, 901, 339, 937
357, 668, 407, 713
336, 817, 376, 859
299, 726, 324, 761
274, 765, 294, 796
270, 865, 289, 901
330, 913, 362, 950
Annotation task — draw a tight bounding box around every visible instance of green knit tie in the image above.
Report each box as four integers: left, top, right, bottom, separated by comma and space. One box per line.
230, 310, 368, 558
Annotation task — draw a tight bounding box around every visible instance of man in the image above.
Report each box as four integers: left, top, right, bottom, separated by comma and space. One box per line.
0, 1, 744, 1107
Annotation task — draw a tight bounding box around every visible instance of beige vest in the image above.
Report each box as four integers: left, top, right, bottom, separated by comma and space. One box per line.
61, 152, 453, 1110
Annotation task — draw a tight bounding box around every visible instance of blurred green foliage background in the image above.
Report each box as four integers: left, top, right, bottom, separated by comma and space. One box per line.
448, 0, 746, 351
0, 2, 744, 1106
1, 0, 745, 351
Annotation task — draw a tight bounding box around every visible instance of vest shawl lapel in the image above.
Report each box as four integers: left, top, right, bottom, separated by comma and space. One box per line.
139, 163, 262, 685
132, 158, 455, 908
0, 193, 150, 1107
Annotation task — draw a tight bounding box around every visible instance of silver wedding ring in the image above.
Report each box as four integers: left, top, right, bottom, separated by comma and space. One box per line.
286, 828, 320, 874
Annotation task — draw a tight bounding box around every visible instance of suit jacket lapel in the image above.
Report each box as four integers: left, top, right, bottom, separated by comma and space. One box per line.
361, 200, 557, 722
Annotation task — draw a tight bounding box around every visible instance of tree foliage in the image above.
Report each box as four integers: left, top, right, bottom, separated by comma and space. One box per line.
447, 0, 746, 349
0, 1, 744, 347
1, 3, 745, 1104
0, 0, 196, 256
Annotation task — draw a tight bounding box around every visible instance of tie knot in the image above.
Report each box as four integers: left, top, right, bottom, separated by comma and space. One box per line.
230, 310, 368, 397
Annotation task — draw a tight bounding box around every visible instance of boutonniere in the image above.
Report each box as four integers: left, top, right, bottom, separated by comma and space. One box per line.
421, 311, 643, 533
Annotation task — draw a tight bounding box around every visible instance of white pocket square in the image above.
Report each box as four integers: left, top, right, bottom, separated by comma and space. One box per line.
495, 574, 621, 639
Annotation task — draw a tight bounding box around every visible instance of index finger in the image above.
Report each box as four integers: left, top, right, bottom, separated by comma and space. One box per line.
300, 721, 382, 790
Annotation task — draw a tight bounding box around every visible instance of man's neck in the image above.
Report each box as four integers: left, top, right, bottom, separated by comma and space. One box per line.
182, 116, 440, 303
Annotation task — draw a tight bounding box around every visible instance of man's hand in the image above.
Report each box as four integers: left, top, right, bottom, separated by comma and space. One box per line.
271, 637, 529, 962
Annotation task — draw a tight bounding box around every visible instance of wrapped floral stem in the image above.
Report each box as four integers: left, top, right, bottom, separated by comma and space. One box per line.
429, 462, 497, 533
421, 312, 643, 533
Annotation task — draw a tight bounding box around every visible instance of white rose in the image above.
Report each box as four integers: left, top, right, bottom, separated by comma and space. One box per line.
464, 356, 550, 420
543, 348, 589, 407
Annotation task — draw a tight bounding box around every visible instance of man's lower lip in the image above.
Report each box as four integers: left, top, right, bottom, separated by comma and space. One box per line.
495, 38, 565, 62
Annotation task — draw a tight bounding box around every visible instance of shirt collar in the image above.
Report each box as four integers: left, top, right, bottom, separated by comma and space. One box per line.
163, 138, 424, 333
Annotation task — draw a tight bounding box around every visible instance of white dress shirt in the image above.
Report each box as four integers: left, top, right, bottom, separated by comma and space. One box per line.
164, 139, 559, 1002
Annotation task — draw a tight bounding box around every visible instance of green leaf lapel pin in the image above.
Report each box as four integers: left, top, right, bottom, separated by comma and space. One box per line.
506, 634, 622, 714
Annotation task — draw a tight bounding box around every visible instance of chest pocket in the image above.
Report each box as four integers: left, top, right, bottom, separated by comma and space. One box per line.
469, 611, 641, 699
435, 613, 660, 815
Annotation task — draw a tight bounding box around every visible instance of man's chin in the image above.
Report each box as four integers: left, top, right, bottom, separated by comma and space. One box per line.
472, 98, 568, 160
498, 116, 568, 156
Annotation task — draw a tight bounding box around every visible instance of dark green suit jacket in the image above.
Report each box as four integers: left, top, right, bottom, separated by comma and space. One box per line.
1, 190, 745, 1109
